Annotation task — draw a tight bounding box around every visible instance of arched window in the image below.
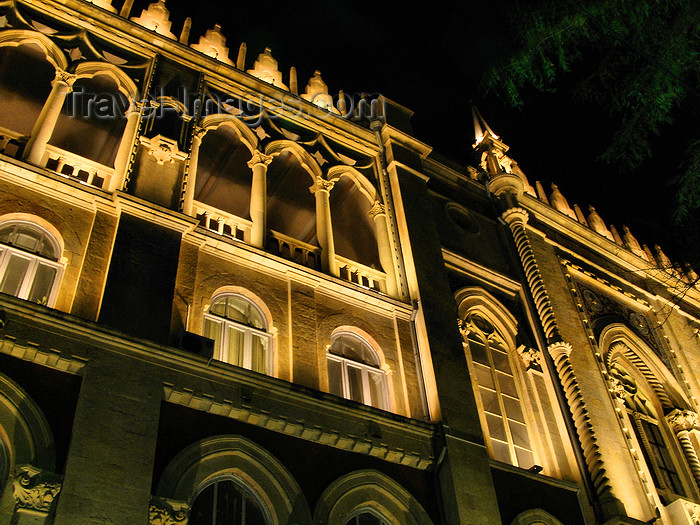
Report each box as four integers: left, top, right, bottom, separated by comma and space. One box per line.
460, 310, 534, 468
203, 293, 271, 375
0, 220, 63, 306
189, 475, 270, 525
327, 332, 388, 410
344, 508, 390, 525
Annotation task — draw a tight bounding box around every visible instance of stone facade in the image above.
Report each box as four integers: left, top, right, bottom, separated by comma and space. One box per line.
0, 1, 698, 524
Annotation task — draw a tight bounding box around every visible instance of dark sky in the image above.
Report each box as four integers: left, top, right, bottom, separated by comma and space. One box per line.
129, 0, 695, 263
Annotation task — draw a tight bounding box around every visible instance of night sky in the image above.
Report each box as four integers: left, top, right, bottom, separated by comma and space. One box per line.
131, 0, 696, 264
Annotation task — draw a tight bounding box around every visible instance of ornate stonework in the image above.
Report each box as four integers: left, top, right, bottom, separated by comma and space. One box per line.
667, 409, 700, 433
149, 496, 190, 525
309, 176, 335, 194
517, 346, 541, 372
247, 150, 274, 169
140, 135, 186, 165
12, 465, 61, 513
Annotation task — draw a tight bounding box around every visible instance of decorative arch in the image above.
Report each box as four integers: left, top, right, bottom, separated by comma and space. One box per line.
265, 140, 322, 181
511, 508, 564, 525
330, 326, 388, 370
0, 373, 56, 488
600, 323, 687, 412
199, 114, 258, 153
156, 435, 311, 525
455, 287, 519, 349
326, 166, 377, 203
0, 212, 64, 258
207, 285, 274, 333
73, 61, 138, 99
313, 469, 433, 525
0, 30, 68, 70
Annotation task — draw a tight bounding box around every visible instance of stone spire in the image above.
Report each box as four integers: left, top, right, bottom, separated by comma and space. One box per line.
191, 25, 233, 65
472, 105, 508, 177
622, 226, 647, 260
247, 48, 288, 90
549, 184, 576, 220
131, 0, 175, 39
587, 206, 614, 241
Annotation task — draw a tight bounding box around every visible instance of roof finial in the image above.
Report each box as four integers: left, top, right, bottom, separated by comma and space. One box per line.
472, 104, 498, 145
179, 17, 191, 45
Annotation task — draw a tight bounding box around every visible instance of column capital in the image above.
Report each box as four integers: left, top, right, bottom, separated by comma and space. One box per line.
667, 409, 700, 433
547, 340, 572, 359
53, 69, 78, 86
309, 176, 335, 194
12, 465, 62, 513
368, 200, 386, 219
192, 126, 209, 143
501, 207, 529, 226
247, 150, 274, 169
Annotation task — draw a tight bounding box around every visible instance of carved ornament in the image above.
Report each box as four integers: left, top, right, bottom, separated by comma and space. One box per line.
12, 465, 61, 512
247, 150, 274, 169
149, 496, 190, 525
139, 135, 186, 165
368, 201, 386, 219
309, 176, 335, 194
666, 409, 700, 433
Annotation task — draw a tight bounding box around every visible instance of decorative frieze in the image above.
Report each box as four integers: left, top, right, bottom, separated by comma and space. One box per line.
149, 496, 190, 525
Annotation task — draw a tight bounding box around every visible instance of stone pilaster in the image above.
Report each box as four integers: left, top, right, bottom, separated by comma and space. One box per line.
247, 151, 273, 248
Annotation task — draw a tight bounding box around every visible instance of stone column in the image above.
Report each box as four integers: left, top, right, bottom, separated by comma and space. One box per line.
24, 69, 76, 166
247, 151, 273, 248
369, 200, 398, 297
502, 206, 625, 519
310, 176, 337, 276
182, 126, 207, 216
667, 409, 700, 489
111, 101, 143, 191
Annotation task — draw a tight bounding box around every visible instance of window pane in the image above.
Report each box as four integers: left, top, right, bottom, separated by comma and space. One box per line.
356, 512, 386, 525
250, 334, 268, 373
204, 317, 221, 356
479, 387, 500, 415
491, 349, 511, 373
368, 369, 386, 410
503, 396, 525, 422
217, 480, 241, 525
27, 263, 56, 304
347, 365, 364, 403
491, 439, 511, 463
0, 253, 30, 296
515, 447, 535, 469
248, 306, 265, 330
509, 420, 531, 449
328, 358, 343, 397
497, 372, 518, 398
243, 490, 267, 525
12, 225, 42, 253
486, 413, 507, 441
225, 296, 248, 323
189, 483, 215, 525
226, 325, 245, 366
474, 363, 494, 389
469, 340, 489, 366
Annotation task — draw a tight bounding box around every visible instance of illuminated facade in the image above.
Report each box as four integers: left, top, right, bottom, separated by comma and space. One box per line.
1, 0, 700, 523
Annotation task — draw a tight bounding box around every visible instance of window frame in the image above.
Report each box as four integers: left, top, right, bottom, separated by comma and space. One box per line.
203, 293, 273, 376
0, 221, 63, 307
327, 332, 390, 411
461, 311, 536, 469
189, 473, 272, 525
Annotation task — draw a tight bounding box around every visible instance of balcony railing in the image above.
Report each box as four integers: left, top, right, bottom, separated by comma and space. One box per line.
42, 145, 113, 190
0, 127, 27, 158
267, 230, 321, 270
193, 200, 252, 242
336, 254, 386, 293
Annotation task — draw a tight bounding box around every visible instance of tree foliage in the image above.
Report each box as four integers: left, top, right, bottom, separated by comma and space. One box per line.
481, 0, 700, 219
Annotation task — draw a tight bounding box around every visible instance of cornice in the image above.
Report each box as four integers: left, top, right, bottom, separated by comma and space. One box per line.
442, 248, 521, 299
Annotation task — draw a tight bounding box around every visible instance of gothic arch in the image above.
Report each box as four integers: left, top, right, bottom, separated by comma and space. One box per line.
313, 469, 433, 525
265, 140, 322, 181
199, 114, 258, 153
326, 165, 377, 203
73, 61, 138, 99
601, 323, 687, 412
0, 30, 68, 70
0, 373, 56, 487
455, 287, 519, 349
156, 435, 311, 525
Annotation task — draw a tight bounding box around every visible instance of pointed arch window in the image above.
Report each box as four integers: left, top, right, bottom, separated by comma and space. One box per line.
610, 362, 685, 499
327, 332, 389, 410
461, 311, 534, 468
343, 508, 390, 525
203, 293, 272, 375
189, 475, 270, 525
0, 221, 63, 306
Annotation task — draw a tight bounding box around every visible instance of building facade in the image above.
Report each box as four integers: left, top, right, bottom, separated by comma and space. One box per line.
0, 0, 699, 523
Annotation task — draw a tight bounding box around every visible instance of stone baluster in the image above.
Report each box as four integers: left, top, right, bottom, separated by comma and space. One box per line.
368, 200, 398, 296
24, 69, 76, 166
310, 176, 337, 276
247, 151, 273, 248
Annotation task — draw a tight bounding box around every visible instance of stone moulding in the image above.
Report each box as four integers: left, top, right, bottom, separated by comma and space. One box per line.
162, 383, 434, 470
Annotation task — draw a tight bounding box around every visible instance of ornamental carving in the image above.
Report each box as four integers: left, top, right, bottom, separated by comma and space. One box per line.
517, 346, 542, 372
309, 176, 335, 194
149, 496, 190, 525
140, 135, 186, 165
12, 465, 61, 512
368, 200, 386, 219
247, 150, 274, 169
666, 409, 700, 433
53, 69, 77, 85
608, 376, 628, 399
